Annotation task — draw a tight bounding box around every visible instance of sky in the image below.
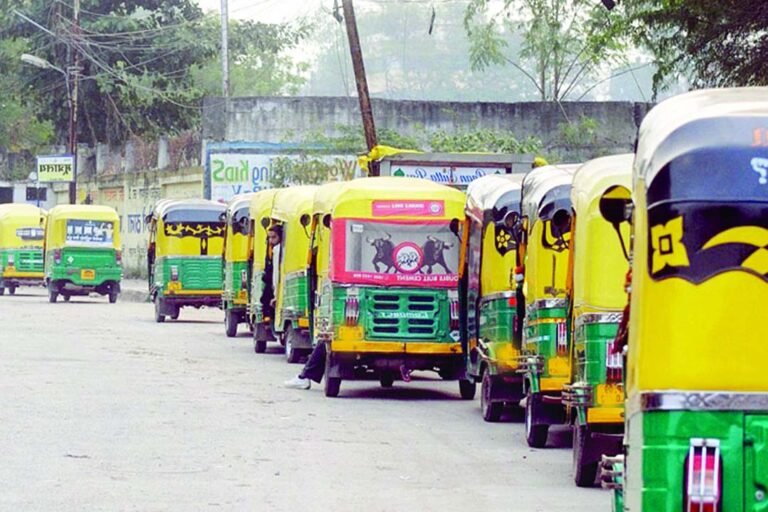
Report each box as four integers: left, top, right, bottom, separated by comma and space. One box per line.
195, 0, 325, 23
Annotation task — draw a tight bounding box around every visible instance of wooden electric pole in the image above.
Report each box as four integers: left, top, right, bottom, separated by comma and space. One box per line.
341, 0, 379, 175
69, 0, 81, 204
221, 0, 230, 97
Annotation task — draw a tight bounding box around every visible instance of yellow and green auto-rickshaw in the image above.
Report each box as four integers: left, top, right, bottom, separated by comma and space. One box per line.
600, 88, 768, 511
0, 203, 46, 295
463, 174, 526, 421
146, 199, 226, 322
562, 153, 633, 486
518, 163, 579, 447
44, 204, 122, 303
310, 177, 473, 398
271, 185, 318, 363
222, 193, 254, 337
247, 188, 280, 353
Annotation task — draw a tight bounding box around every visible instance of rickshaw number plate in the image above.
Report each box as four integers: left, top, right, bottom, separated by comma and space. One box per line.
596, 384, 623, 406
81, 269, 95, 280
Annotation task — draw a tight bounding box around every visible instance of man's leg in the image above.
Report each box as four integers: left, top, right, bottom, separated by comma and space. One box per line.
300, 342, 328, 383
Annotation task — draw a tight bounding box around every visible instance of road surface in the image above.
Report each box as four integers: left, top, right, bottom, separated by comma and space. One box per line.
0, 289, 611, 511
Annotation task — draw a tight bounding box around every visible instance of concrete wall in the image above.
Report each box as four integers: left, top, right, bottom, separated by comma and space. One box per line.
203, 97, 653, 161
78, 166, 203, 278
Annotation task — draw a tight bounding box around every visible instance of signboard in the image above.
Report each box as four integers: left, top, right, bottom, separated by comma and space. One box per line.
372, 200, 445, 217
65, 219, 115, 248
37, 155, 74, 183
331, 219, 460, 287
16, 227, 44, 241
389, 165, 507, 186
208, 152, 362, 203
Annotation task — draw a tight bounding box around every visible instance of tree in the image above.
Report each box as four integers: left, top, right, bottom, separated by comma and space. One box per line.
3, 0, 308, 147
622, 0, 768, 92
463, 0, 630, 101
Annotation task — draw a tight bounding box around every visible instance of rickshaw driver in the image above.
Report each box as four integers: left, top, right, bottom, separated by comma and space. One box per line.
265, 224, 282, 317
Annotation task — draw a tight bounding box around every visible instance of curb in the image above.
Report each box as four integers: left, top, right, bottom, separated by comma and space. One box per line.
121, 289, 149, 303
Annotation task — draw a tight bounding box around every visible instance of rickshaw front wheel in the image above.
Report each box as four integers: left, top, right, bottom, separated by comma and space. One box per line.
254, 339, 267, 353
525, 393, 549, 448
63, 294, 71, 302
459, 379, 476, 400
0, 286, 4, 296
7, 284, 16, 295
324, 353, 341, 397
154, 296, 165, 323
48, 282, 58, 303
481, 370, 503, 422
379, 374, 394, 388
108, 288, 118, 304
224, 309, 238, 338
170, 307, 180, 320
573, 424, 598, 487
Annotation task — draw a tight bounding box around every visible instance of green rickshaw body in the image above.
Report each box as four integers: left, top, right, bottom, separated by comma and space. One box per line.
463, 174, 526, 421
612, 88, 768, 511
146, 199, 226, 322
566, 153, 633, 486
44, 205, 122, 302
0, 203, 46, 294
222, 194, 254, 337
518, 164, 579, 447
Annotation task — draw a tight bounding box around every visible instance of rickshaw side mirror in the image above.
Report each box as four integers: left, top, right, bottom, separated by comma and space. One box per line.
449, 218, 461, 237
300, 214, 311, 227
550, 209, 572, 239
260, 217, 270, 229
599, 185, 633, 260
599, 185, 632, 225
40, 215, 46, 227
219, 212, 227, 223
322, 214, 331, 229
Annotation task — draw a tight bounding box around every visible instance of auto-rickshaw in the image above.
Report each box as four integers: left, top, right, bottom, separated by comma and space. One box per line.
309, 177, 474, 398
222, 193, 254, 337
599, 88, 768, 511
518, 163, 579, 447
271, 185, 318, 363
463, 174, 526, 421
247, 188, 280, 353
562, 153, 633, 487
0, 203, 46, 295
44, 204, 122, 303
146, 199, 226, 322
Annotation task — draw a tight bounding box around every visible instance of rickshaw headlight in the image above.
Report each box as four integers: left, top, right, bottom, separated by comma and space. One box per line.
240, 269, 248, 289
448, 290, 460, 330
7, 254, 14, 266
53, 249, 62, 265
170, 265, 179, 281
115, 250, 122, 265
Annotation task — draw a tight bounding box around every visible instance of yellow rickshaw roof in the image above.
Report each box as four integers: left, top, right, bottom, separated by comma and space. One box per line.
321, 177, 466, 217
312, 181, 348, 215
248, 188, 279, 217
635, 86, 768, 187
0, 203, 45, 221
521, 163, 580, 222
151, 198, 226, 219
48, 204, 120, 222
465, 174, 524, 222
571, 154, 634, 214
271, 185, 319, 222
225, 193, 255, 215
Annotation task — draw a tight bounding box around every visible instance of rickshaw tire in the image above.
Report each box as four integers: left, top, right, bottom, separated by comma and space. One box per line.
108, 289, 118, 304
0, 287, 4, 296
170, 308, 180, 320
459, 379, 476, 400
481, 370, 502, 422
324, 353, 341, 397
254, 339, 267, 353
573, 424, 598, 487
8, 284, 16, 295
63, 294, 71, 302
48, 285, 58, 303
285, 326, 301, 363
525, 394, 549, 448
379, 375, 394, 388
225, 309, 238, 338
154, 296, 165, 323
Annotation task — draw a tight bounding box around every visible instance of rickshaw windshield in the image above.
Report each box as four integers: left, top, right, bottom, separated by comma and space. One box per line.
537, 184, 572, 221
331, 218, 461, 287
646, 147, 768, 284
163, 208, 224, 224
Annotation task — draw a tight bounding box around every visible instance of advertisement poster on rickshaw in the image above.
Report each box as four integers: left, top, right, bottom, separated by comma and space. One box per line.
65, 219, 115, 248
331, 218, 461, 287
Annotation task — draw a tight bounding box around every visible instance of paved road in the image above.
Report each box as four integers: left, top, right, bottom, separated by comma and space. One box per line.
0, 290, 610, 512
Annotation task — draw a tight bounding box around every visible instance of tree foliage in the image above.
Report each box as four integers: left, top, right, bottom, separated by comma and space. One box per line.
1, 0, 308, 148
622, 0, 768, 91
463, 0, 630, 101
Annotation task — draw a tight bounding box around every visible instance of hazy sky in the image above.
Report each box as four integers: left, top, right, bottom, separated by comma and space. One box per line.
195, 0, 325, 23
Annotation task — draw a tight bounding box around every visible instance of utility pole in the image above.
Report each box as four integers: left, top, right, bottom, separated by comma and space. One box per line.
69, 0, 80, 204
341, 0, 379, 175
221, 0, 230, 97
